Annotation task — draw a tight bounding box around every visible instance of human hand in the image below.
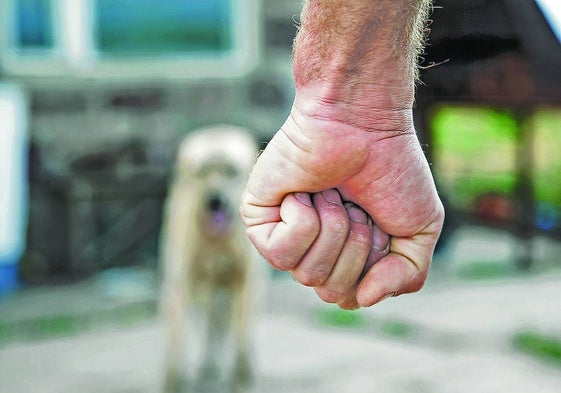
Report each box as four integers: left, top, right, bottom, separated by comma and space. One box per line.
240, 97, 444, 309
284, 190, 391, 309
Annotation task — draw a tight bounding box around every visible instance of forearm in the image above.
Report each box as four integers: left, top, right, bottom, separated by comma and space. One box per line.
293, 0, 432, 130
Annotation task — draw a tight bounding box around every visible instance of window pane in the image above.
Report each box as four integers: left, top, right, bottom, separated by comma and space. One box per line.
95, 0, 233, 55
14, 0, 54, 48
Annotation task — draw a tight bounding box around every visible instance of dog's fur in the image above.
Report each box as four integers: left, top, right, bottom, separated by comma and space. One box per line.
159, 125, 261, 393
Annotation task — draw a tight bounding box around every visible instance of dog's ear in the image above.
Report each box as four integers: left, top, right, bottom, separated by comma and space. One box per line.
175, 143, 195, 171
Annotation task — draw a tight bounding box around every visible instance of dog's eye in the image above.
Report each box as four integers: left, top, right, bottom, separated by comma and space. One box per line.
194, 165, 212, 178
194, 162, 240, 178
222, 164, 240, 178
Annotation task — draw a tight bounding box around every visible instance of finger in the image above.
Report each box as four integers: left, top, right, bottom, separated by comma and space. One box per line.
356, 220, 441, 307
362, 223, 391, 274
291, 189, 349, 287
335, 222, 390, 310
337, 286, 361, 310
313, 203, 372, 302
315, 285, 360, 310
244, 192, 320, 271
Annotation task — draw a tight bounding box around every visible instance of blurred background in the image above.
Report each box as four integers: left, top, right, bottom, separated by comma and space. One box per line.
0, 0, 560, 392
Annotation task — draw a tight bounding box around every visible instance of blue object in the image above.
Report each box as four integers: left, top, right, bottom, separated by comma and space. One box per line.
0, 83, 28, 295
0, 262, 19, 295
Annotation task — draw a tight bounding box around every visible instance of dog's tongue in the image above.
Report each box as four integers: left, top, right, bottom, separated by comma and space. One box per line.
209, 210, 230, 234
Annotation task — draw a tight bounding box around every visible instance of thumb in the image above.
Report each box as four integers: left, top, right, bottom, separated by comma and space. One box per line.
239, 124, 329, 268
241, 192, 319, 271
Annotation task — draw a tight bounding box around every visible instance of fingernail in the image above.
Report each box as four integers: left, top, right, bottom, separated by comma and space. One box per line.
378, 291, 397, 303
321, 188, 342, 205
294, 192, 313, 207
347, 204, 368, 224
372, 224, 390, 252
381, 291, 398, 301
358, 290, 397, 308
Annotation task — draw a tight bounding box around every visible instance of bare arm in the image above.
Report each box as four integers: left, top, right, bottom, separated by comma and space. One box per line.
294, 0, 430, 105
242, 0, 443, 308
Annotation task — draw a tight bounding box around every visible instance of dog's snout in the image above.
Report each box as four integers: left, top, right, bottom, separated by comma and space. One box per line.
207, 193, 226, 212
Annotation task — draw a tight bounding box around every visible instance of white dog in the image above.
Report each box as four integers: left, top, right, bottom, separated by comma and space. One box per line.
159, 125, 263, 393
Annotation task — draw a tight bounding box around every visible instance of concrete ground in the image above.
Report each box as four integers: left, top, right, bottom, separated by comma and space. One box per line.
1, 226, 561, 393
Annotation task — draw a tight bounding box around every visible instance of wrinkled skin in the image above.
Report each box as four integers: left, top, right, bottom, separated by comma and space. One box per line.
241, 92, 444, 309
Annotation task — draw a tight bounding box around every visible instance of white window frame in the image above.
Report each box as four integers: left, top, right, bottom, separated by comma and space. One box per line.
0, 0, 261, 80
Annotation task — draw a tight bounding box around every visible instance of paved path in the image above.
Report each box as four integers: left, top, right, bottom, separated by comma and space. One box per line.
1, 270, 561, 393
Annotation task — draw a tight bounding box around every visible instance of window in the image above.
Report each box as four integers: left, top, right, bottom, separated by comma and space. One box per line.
95, 0, 233, 56
0, 0, 259, 79
12, 0, 54, 49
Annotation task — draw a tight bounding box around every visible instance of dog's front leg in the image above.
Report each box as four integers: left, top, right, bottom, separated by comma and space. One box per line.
162, 281, 187, 393
231, 274, 254, 392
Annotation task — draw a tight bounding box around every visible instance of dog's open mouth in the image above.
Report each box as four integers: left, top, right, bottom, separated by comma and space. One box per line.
204, 194, 233, 236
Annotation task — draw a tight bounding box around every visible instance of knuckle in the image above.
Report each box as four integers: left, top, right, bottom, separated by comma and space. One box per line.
347, 229, 373, 252
300, 218, 321, 238
338, 300, 360, 310
403, 270, 428, 294
434, 199, 446, 231
268, 253, 297, 271
238, 205, 249, 225
293, 266, 330, 287
316, 288, 341, 304
326, 216, 350, 237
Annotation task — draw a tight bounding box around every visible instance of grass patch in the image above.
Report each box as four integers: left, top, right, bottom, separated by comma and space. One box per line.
314, 307, 416, 340
513, 330, 561, 366
0, 301, 157, 346
457, 261, 515, 280
377, 320, 416, 339
0, 322, 17, 343
315, 307, 368, 329
31, 315, 82, 338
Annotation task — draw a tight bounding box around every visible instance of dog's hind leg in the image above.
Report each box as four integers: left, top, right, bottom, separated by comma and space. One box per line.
160, 179, 196, 393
